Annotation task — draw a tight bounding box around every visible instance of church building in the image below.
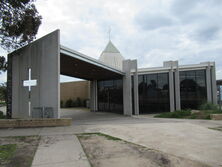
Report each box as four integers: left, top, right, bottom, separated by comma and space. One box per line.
7, 30, 217, 118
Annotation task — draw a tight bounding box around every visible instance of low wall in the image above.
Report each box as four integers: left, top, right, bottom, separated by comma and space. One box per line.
210, 114, 222, 120
0, 118, 72, 128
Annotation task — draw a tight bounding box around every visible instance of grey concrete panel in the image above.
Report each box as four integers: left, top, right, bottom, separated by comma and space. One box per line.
90, 80, 97, 112
206, 63, 212, 103
163, 61, 177, 112
11, 54, 20, 118
169, 69, 175, 112
131, 60, 139, 115
123, 60, 132, 116
211, 62, 217, 104
10, 48, 30, 118
9, 30, 60, 118
163, 61, 178, 67
175, 66, 181, 110
36, 30, 60, 118
19, 47, 30, 118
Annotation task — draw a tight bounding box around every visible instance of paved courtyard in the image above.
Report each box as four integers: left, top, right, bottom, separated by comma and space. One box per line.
0, 108, 222, 167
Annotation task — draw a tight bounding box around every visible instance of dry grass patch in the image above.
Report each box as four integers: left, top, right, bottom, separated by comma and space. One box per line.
0, 136, 40, 167
77, 133, 209, 167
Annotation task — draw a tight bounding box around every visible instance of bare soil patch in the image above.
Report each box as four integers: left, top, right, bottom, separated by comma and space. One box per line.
0, 136, 40, 167
78, 133, 209, 167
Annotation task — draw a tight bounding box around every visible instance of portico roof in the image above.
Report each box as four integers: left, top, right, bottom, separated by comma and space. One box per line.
60, 45, 124, 80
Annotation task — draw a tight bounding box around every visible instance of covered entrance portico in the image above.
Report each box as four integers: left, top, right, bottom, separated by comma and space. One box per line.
7, 30, 139, 119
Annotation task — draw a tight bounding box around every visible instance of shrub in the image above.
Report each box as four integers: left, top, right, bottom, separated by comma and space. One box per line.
199, 102, 218, 111
72, 100, 77, 107
63, 98, 88, 108
65, 99, 73, 108
154, 110, 191, 118
0, 111, 6, 119
83, 99, 87, 107
76, 97, 82, 107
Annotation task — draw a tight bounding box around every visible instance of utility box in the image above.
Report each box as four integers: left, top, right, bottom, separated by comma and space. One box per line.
32, 107, 54, 118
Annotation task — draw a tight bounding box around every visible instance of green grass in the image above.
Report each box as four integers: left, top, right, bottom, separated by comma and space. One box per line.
77, 132, 122, 141
0, 144, 17, 163
154, 109, 222, 119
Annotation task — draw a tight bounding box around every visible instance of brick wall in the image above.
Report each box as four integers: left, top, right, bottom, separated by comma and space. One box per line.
60, 81, 90, 102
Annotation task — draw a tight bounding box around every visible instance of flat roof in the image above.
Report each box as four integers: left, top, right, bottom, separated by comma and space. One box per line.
60, 45, 124, 80
137, 62, 215, 74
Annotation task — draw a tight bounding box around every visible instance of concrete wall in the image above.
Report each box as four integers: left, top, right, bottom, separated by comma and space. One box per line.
163, 61, 177, 112
60, 81, 90, 102
122, 60, 132, 116
7, 30, 60, 118
211, 62, 217, 105
122, 59, 138, 116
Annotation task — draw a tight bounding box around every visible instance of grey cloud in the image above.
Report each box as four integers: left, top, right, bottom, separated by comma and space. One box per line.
192, 26, 220, 41
135, 14, 174, 30
171, 0, 222, 24
171, 0, 201, 15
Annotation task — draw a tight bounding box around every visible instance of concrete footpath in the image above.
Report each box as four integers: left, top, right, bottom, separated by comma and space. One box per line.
32, 134, 90, 167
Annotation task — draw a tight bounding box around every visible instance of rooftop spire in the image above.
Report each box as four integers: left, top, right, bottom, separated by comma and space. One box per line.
103, 40, 120, 53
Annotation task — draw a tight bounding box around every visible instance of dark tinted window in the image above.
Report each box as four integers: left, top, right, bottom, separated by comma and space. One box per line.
180, 70, 207, 109
97, 79, 123, 114
138, 73, 170, 113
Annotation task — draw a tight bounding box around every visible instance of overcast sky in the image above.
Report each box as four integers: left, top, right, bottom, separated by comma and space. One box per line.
1, 0, 222, 83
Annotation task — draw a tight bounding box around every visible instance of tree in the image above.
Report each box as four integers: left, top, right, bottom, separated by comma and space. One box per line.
0, 56, 7, 73
0, 0, 42, 51
0, 83, 7, 103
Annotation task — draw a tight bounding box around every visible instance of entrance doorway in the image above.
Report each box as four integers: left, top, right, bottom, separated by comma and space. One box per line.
97, 79, 123, 114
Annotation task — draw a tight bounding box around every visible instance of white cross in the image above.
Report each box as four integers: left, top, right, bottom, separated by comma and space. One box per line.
23, 68, 37, 117
23, 68, 37, 92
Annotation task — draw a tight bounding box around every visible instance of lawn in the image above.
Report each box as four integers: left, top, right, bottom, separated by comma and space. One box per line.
0, 136, 40, 167
0, 144, 17, 164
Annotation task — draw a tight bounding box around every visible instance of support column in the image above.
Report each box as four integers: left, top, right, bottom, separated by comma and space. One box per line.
211, 62, 217, 104
206, 63, 212, 103
175, 65, 181, 110
123, 60, 132, 116
169, 68, 175, 112
131, 60, 139, 115
90, 80, 97, 112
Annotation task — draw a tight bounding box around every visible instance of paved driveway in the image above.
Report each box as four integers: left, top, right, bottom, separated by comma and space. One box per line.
60, 108, 222, 128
